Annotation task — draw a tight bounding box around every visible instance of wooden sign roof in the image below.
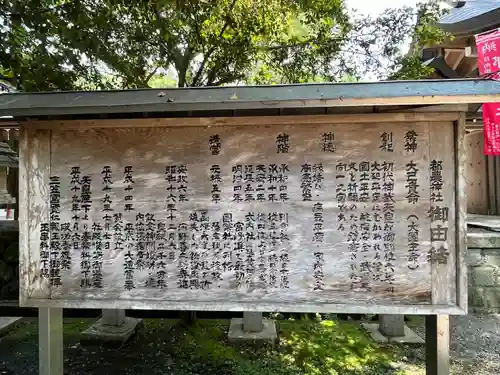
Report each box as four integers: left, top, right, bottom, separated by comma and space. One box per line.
1, 79, 500, 118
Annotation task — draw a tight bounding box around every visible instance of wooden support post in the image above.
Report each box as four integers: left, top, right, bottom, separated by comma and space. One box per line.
39, 308, 63, 375
243, 312, 263, 333
425, 315, 450, 375
7, 129, 19, 220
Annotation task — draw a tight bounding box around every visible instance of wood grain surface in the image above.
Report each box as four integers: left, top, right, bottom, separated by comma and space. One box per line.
20, 116, 461, 312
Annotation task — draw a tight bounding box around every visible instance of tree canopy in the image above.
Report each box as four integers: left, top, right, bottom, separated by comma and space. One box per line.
0, 0, 449, 91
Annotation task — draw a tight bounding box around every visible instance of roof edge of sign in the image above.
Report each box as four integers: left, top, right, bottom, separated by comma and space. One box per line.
1, 78, 499, 118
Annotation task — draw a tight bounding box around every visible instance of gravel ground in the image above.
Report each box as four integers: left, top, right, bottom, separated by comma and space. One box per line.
397, 313, 500, 375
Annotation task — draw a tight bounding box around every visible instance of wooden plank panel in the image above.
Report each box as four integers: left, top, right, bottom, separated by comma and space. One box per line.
456, 115, 468, 311
487, 156, 497, 214
21, 113, 462, 130
465, 131, 488, 214
20, 116, 463, 314
20, 298, 465, 314
8, 129, 19, 220
429, 122, 456, 305
18, 126, 28, 304
20, 128, 52, 302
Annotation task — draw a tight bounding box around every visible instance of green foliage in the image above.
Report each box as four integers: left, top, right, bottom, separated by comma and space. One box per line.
413, 1, 452, 49
0, 0, 448, 90
148, 72, 178, 88
389, 55, 435, 81
0, 0, 114, 91
389, 2, 453, 80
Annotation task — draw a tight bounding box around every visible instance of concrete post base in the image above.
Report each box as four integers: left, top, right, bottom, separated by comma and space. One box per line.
228, 313, 277, 344
81, 310, 142, 346
361, 322, 424, 344
0, 317, 22, 338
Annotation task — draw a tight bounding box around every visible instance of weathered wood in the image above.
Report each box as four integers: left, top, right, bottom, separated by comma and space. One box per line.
429, 121, 456, 306
0, 130, 8, 141
2, 79, 500, 117
425, 315, 450, 375
19, 127, 51, 303
486, 156, 497, 214
20, 116, 465, 314
495, 157, 500, 215
51, 123, 433, 305
39, 307, 63, 375
467, 226, 500, 248
467, 214, 500, 230
465, 130, 488, 214
22, 298, 466, 314
390, 104, 469, 113
8, 129, 19, 220
22, 113, 462, 130
455, 115, 467, 311
18, 126, 29, 305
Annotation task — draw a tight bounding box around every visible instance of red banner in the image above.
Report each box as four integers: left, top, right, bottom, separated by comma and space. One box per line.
476, 29, 500, 155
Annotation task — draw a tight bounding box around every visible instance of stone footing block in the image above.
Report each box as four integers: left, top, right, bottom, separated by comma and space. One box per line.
81, 316, 143, 346
0, 317, 22, 338
228, 318, 277, 344
361, 323, 424, 344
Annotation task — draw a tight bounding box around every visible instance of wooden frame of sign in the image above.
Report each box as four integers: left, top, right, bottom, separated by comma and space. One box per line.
18, 111, 467, 315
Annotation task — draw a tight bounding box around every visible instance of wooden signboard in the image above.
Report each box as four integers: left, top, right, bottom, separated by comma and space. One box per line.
19, 114, 467, 314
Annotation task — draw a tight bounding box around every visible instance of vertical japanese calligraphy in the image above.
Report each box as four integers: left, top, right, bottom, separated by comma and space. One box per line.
428, 160, 450, 264
124, 166, 134, 212
312, 203, 324, 290
380, 132, 394, 152
404, 130, 422, 270
31, 121, 455, 308
80, 170, 92, 289
404, 131, 418, 153
382, 162, 396, 293
49, 176, 61, 286
209, 134, 221, 155
210, 165, 222, 203
276, 133, 289, 154
322, 132, 335, 153
100, 166, 113, 288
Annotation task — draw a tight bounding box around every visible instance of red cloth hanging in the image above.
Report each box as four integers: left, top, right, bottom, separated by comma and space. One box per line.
476, 29, 500, 155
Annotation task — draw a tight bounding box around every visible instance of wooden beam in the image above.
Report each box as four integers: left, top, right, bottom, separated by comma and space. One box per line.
1, 79, 500, 117
465, 46, 477, 58
455, 115, 468, 311
466, 62, 479, 77
19, 298, 467, 314
21, 113, 464, 130
452, 50, 466, 71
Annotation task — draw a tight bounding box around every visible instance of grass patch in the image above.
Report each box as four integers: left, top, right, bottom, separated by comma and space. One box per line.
163, 316, 406, 375
0, 316, 412, 375
277, 318, 403, 375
